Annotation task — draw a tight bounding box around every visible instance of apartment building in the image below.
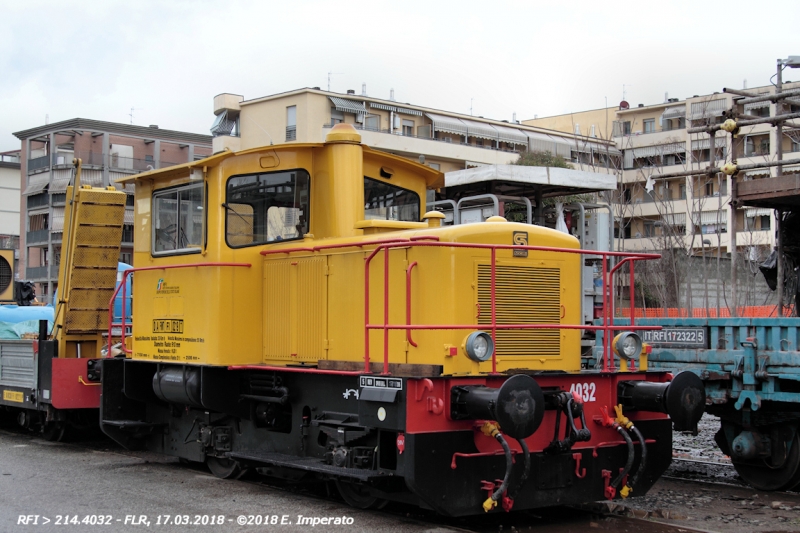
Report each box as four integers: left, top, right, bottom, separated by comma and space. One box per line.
209, 87, 621, 175
525, 82, 800, 256
0, 150, 21, 281
13, 119, 212, 299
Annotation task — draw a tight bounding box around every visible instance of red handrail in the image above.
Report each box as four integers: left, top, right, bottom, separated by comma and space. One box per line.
406, 262, 418, 348
106, 262, 251, 357
356, 240, 660, 375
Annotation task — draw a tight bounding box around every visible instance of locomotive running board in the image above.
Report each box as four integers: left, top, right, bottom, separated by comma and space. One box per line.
228, 451, 393, 482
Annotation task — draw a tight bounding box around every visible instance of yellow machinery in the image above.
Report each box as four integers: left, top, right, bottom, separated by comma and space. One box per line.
98, 125, 704, 516
52, 160, 126, 359
0, 159, 126, 442
0, 248, 13, 302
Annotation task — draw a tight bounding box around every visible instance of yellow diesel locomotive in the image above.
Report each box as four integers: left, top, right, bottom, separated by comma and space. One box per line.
99, 124, 704, 516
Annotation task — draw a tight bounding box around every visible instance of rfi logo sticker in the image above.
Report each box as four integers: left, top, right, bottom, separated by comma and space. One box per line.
513, 231, 528, 257
157, 278, 164, 292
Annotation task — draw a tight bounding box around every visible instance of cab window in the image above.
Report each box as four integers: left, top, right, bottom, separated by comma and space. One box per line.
225, 169, 310, 247
364, 177, 419, 222
152, 183, 204, 255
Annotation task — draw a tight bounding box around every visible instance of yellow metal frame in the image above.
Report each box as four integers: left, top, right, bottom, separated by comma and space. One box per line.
53, 159, 126, 359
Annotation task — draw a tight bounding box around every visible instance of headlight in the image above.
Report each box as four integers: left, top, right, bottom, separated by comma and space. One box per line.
464, 331, 494, 362
612, 332, 642, 361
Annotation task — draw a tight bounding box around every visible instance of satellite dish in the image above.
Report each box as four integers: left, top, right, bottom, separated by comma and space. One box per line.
619, 101, 630, 110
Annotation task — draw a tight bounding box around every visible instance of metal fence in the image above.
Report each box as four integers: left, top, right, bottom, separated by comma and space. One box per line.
26, 193, 49, 209
26, 230, 49, 245
25, 265, 58, 280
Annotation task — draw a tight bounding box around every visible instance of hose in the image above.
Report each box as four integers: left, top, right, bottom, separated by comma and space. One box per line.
483, 432, 513, 512
620, 425, 647, 498
508, 437, 531, 499
611, 425, 634, 490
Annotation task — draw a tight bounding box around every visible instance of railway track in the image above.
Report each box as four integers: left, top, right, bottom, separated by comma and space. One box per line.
1, 424, 712, 533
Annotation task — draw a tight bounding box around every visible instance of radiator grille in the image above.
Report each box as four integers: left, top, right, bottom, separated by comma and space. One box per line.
477, 265, 561, 357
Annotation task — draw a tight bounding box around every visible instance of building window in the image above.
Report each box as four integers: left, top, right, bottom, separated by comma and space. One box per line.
702, 223, 726, 234
286, 106, 297, 141
745, 138, 755, 156
365, 115, 380, 131
643, 119, 655, 133
643, 221, 655, 237
110, 144, 134, 170
428, 163, 441, 171
623, 121, 631, 135
679, 184, 686, 199
705, 181, 714, 197
719, 178, 727, 196
364, 177, 420, 222
760, 215, 771, 230
402, 119, 414, 136
225, 169, 310, 248
152, 183, 204, 255
475, 139, 484, 147
330, 108, 344, 125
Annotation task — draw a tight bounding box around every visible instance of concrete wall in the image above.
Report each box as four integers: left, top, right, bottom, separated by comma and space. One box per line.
523, 107, 617, 139
0, 164, 20, 236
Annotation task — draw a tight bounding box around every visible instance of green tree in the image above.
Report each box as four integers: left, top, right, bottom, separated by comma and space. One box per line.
513, 150, 573, 169
505, 152, 590, 222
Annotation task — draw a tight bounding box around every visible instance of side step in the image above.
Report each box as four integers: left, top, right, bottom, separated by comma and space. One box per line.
102, 420, 166, 431
229, 451, 393, 482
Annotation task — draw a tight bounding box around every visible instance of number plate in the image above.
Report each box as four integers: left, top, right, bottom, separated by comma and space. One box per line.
3, 390, 24, 403
152, 319, 184, 334
641, 327, 707, 348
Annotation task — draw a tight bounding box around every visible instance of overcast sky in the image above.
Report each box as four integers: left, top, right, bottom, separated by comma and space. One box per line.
1, 0, 798, 150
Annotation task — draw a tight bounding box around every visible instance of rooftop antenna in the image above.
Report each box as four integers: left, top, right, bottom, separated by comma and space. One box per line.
470, 97, 474, 116
327, 71, 343, 92
622, 84, 631, 101
129, 107, 141, 125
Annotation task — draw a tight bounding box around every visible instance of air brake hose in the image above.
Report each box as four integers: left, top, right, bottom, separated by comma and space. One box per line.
620, 425, 647, 499
611, 425, 635, 491
508, 437, 531, 500
481, 425, 513, 512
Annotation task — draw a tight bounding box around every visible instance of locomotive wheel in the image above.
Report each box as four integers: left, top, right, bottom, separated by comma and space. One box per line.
206, 457, 247, 479
41, 422, 66, 442
732, 433, 800, 491
335, 480, 387, 510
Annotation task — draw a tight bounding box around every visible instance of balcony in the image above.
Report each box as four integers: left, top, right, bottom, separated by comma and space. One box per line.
28, 150, 185, 174
26, 193, 49, 209
26, 264, 59, 280
321, 123, 521, 155
122, 226, 134, 244
28, 155, 50, 172
26, 229, 50, 245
